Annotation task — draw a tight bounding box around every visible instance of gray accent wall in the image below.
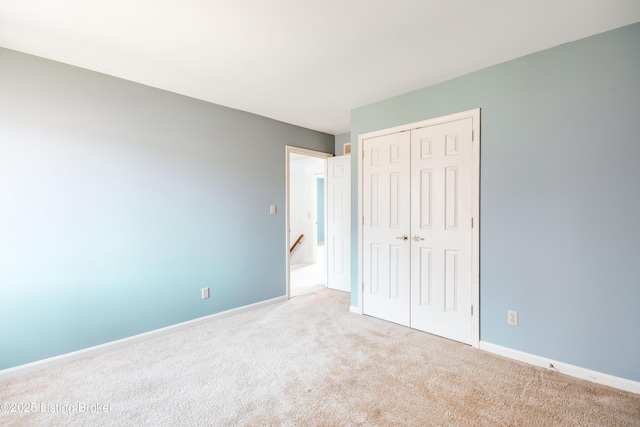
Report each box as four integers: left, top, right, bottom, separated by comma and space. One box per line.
0, 48, 334, 370
350, 23, 640, 382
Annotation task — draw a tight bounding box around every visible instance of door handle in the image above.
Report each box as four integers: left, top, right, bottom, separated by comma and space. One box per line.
396, 235, 409, 241
413, 236, 424, 242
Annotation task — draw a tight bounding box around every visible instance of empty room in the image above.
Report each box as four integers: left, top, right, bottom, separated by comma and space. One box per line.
1, 1, 639, 425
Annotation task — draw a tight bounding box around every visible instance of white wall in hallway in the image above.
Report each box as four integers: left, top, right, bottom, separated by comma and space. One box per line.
290, 156, 324, 264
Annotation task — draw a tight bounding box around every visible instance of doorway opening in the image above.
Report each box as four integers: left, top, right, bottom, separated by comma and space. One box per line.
285, 146, 332, 299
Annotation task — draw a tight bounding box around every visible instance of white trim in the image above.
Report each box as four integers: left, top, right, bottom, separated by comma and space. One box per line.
356, 133, 363, 313
357, 109, 481, 347
480, 341, 640, 395
0, 295, 287, 382
349, 305, 362, 314
358, 109, 480, 141
470, 109, 481, 347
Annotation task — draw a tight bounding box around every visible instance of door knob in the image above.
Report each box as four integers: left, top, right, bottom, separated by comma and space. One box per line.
413, 236, 424, 241
396, 235, 409, 241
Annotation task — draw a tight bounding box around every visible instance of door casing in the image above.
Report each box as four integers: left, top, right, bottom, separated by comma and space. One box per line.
356, 109, 481, 347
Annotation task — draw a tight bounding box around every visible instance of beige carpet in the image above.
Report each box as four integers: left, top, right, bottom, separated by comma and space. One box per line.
1, 289, 639, 426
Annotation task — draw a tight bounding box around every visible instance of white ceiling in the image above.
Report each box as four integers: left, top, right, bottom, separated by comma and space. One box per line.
1, 1, 639, 135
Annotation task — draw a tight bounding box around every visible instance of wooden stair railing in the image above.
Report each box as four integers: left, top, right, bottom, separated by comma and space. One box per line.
290, 234, 304, 253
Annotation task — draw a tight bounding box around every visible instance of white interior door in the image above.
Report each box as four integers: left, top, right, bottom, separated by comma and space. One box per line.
326, 155, 351, 292
410, 118, 474, 344
362, 132, 411, 326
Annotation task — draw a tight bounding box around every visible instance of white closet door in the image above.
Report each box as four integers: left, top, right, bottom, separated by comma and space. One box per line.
326, 155, 351, 293
410, 118, 474, 344
362, 132, 411, 326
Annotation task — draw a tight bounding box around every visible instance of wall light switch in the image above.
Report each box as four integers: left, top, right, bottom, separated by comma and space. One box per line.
270, 205, 277, 215
202, 287, 210, 300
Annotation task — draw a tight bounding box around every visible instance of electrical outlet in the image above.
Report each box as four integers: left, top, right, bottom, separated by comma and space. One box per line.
201, 287, 210, 300
508, 310, 518, 326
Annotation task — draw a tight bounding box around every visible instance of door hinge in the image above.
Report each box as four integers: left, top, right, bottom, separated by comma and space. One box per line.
472, 130, 474, 141
471, 305, 474, 316
362, 282, 365, 291
362, 216, 364, 225
471, 218, 474, 228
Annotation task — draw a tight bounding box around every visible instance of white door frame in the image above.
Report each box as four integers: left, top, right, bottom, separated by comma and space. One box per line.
356, 109, 481, 347
286, 146, 333, 299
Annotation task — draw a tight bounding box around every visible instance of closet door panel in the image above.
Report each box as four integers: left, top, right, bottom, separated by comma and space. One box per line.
362, 132, 411, 326
410, 118, 474, 344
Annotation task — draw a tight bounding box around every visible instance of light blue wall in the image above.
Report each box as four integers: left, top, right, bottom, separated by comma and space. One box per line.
334, 132, 350, 156
0, 48, 334, 370
350, 23, 640, 382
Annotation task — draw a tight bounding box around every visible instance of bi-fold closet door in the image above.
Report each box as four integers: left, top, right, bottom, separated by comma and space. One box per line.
362, 117, 474, 344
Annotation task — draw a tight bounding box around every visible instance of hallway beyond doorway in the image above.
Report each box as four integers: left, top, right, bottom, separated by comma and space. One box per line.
290, 243, 325, 297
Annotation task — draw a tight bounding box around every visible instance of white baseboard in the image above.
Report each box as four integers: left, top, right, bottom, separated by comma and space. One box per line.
349, 305, 362, 314
479, 341, 640, 395
0, 295, 288, 382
